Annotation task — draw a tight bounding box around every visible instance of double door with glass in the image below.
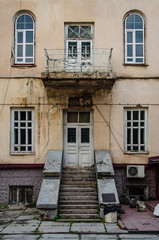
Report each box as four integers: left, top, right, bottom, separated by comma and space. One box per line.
63, 111, 93, 167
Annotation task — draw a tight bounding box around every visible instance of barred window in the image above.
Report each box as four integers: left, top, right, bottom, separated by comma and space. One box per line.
124, 109, 148, 152
10, 108, 34, 154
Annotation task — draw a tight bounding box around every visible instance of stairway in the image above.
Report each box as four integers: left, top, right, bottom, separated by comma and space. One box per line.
58, 167, 100, 221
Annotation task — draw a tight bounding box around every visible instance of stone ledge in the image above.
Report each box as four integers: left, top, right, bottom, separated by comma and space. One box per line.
36, 179, 60, 209
95, 150, 114, 177
43, 150, 62, 177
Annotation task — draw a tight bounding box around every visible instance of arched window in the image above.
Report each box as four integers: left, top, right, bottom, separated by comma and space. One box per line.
15, 13, 34, 64
125, 13, 144, 64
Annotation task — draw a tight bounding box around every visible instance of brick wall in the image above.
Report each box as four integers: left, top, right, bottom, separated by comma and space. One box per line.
114, 166, 156, 201
0, 168, 43, 204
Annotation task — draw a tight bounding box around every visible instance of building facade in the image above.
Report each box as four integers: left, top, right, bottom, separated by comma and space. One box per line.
0, 0, 159, 204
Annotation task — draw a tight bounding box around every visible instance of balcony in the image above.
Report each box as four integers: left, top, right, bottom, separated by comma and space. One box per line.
41, 48, 116, 89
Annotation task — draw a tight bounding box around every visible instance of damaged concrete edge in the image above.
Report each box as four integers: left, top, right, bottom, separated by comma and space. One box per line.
36, 150, 63, 218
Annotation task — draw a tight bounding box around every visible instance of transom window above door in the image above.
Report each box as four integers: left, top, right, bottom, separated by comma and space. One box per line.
67, 112, 90, 123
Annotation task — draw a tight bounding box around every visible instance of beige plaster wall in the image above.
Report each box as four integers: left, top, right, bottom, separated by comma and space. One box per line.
0, 0, 159, 165
0, 0, 159, 77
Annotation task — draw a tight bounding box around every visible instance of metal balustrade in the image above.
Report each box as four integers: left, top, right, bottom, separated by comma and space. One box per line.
44, 48, 113, 73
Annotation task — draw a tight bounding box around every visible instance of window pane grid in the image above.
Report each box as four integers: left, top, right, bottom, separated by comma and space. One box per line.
125, 14, 144, 64
12, 109, 34, 153
15, 14, 34, 64
125, 109, 147, 152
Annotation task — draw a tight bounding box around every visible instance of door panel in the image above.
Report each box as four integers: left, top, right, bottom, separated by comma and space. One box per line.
64, 111, 93, 167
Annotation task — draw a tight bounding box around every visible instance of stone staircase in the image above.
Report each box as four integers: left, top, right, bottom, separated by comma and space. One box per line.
58, 167, 100, 221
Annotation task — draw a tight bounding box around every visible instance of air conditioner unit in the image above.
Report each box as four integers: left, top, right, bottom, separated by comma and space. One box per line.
127, 165, 145, 178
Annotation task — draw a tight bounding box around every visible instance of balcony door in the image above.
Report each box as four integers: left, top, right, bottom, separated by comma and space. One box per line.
65, 24, 93, 72
63, 111, 94, 167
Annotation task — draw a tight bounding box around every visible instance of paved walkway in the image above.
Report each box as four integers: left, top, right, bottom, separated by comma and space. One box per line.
0, 203, 159, 239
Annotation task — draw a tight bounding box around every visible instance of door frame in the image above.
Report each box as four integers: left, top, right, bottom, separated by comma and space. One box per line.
63, 110, 94, 167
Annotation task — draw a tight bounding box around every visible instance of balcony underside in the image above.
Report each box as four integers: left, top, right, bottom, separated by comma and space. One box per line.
41, 71, 116, 89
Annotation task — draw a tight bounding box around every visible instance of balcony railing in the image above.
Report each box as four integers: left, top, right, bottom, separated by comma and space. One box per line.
44, 48, 113, 73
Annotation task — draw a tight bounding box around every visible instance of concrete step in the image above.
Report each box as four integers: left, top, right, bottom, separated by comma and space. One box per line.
57, 218, 101, 222
60, 184, 97, 188
59, 195, 98, 201
59, 200, 98, 205
60, 187, 97, 192
62, 177, 96, 181
60, 213, 99, 219
60, 208, 98, 214
60, 205, 98, 209
60, 191, 97, 196
61, 181, 97, 185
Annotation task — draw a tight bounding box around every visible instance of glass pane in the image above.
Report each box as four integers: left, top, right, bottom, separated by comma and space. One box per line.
140, 128, 145, 144
127, 45, 133, 57
20, 122, 26, 127
17, 58, 23, 62
133, 122, 138, 127
140, 111, 145, 120
135, 14, 142, 23
14, 146, 19, 151
26, 31, 33, 43
17, 15, 25, 29
26, 58, 34, 62
20, 111, 26, 120
26, 45, 33, 57
127, 122, 131, 127
17, 45, 23, 57
14, 129, 18, 144
81, 128, 89, 143
133, 128, 138, 144
127, 128, 131, 144
68, 128, 76, 143
127, 14, 135, 23
127, 32, 133, 43
28, 146, 32, 151
10, 187, 17, 204
136, 31, 143, 43
133, 111, 139, 120
135, 23, 143, 29
136, 45, 143, 57
19, 187, 25, 203
82, 42, 91, 58
25, 15, 33, 29
79, 112, 90, 123
127, 111, 131, 120
80, 26, 91, 38
20, 129, 26, 144
14, 111, 18, 120
28, 122, 32, 127
68, 42, 77, 58
68, 26, 79, 38
126, 22, 134, 29
133, 146, 138, 151
14, 122, 18, 127
141, 146, 145, 151
28, 129, 32, 144
67, 112, 78, 123
127, 58, 133, 62
28, 111, 32, 120
20, 146, 26, 151
17, 32, 23, 43
136, 58, 143, 63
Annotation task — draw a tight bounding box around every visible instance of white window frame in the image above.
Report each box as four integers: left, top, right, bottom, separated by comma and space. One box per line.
125, 13, 144, 64
65, 24, 93, 71
10, 108, 34, 154
15, 13, 35, 64
124, 108, 148, 153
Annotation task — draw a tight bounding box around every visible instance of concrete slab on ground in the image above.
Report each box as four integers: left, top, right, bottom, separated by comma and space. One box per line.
71, 222, 106, 233
0, 235, 40, 240
39, 234, 79, 239
39, 221, 70, 233
1, 220, 40, 234
105, 223, 128, 233
119, 234, 159, 239
81, 234, 119, 240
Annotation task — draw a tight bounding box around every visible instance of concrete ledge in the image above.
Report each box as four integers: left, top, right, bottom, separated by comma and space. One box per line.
36, 179, 60, 209
95, 150, 114, 177
43, 150, 62, 177
97, 178, 119, 206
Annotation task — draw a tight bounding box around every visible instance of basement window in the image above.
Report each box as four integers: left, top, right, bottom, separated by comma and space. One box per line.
9, 186, 33, 204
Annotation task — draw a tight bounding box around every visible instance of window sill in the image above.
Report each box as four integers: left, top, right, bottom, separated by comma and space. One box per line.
11, 64, 36, 68
123, 63, 149, 67
124, 151, 149, 155
10, 152, 35, 156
